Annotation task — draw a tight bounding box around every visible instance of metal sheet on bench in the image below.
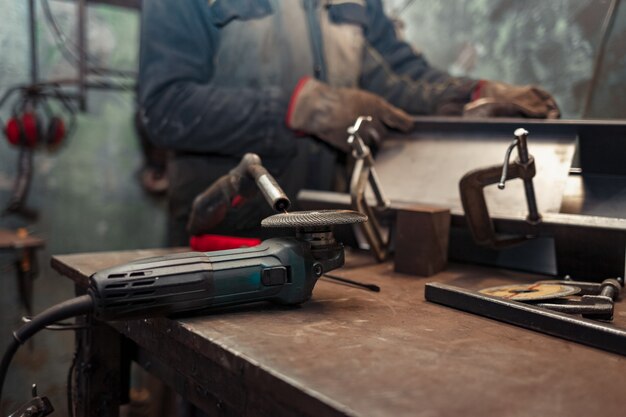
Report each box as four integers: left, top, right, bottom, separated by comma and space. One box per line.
375, 130, 575, 215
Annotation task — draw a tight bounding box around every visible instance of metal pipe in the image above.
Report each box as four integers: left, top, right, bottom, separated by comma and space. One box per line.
77, 0, 87, 111
28, 0, 38, 85
246, 161, 290, 213
514, 128, 541, 223
497, 139, 518, 189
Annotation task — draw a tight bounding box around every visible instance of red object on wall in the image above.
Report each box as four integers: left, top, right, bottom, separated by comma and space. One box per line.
4, 113, 39, 148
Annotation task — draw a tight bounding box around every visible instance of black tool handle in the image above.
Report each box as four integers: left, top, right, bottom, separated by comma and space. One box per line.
89, 238, 324, 321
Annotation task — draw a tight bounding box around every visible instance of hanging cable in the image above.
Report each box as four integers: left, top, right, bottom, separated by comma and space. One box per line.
40, 0, 136, 93
0, 295, 94, 405
390, 0, 417, 19
582, 0, 621, 118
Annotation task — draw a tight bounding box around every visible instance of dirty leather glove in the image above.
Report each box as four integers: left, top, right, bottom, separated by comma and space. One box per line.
463, 80, 561, 119
287, 78, 414, 152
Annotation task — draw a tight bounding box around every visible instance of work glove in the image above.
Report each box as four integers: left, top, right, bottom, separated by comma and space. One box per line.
287, 78, 414, 152
463, 80, 561, 119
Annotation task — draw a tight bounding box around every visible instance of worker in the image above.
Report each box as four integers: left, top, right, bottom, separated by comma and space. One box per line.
138, 0, 560, 246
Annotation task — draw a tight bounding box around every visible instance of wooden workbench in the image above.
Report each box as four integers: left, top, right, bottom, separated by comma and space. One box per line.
52, 248, 626, 417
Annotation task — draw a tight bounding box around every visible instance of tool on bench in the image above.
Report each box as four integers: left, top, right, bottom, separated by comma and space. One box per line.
480, 277, 623, 320
425, 277, 626, 356
89, 208, 366, 320
460, 128, 540, 248
0, 154, 368, 406
347, 116, 392, 261
187, 153, 290, 235
298, 116, 452, 275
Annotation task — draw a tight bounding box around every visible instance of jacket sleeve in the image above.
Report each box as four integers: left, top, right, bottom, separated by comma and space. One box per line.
138, 0, 290, 155
360, 0, 477, 115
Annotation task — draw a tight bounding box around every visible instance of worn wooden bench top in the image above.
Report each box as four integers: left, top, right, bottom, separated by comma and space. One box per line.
52, 248, 626, 417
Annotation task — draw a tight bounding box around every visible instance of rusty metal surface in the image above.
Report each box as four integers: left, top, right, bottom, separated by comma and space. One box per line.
53, 248, 626, 417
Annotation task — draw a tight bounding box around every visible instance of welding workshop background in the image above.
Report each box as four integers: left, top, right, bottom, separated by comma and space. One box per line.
0, 0, 625, 415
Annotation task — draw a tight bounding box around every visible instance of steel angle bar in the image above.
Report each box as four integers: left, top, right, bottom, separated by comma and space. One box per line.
424, 282, 626, 357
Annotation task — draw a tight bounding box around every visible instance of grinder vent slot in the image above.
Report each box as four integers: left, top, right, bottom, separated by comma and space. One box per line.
105, 283, 127, 289
132, 279, 155, 287
133, 290, 155, 296
105, 292, 127, 299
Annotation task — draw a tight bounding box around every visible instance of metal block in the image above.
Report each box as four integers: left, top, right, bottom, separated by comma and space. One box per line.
394, 206, 450, 277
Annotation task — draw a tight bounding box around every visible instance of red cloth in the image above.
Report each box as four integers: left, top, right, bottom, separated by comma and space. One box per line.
190, 234, 262, 252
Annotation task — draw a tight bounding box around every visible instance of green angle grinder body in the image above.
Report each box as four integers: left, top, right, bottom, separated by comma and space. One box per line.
89, 210, 367, 320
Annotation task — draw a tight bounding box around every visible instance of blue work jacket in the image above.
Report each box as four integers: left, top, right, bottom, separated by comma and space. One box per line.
138, 0, 474, 160
138, 0, 475, 243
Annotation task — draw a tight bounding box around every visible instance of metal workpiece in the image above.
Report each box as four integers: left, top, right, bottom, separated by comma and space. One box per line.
534, 299, 613, 319
246, 161, 291, 213
534, 277, 623, 320
347, 117, 392, 262
347, 116, 373, 157
234, 153, 291, 213
460, 128, 542, 248
187, 153, 291, 235
425, 282, 626, 357
297, 188, 626, 279
540, 277, 623, 298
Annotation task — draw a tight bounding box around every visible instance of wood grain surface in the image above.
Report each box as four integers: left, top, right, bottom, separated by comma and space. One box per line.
52, 248, 626, 417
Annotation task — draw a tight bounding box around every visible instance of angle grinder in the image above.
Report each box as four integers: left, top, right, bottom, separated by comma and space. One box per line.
90, 208, 366, 320
0, 152, 367, 406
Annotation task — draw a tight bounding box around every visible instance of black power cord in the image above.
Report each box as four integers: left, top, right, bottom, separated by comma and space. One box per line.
0, 295, 94, 406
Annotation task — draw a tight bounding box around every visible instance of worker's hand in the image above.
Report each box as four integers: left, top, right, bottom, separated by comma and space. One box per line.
287, 78, 414, 152
463, 81, 560, 119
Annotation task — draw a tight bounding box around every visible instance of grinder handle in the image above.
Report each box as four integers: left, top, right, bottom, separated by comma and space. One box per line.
89, 238, 319, 321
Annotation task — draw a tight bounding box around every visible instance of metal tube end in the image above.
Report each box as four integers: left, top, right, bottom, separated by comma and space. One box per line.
514, 128, 529, 138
